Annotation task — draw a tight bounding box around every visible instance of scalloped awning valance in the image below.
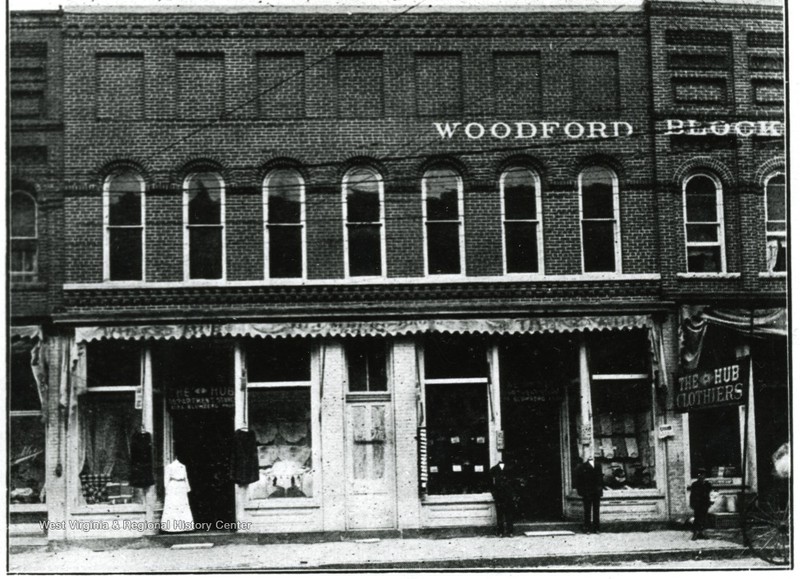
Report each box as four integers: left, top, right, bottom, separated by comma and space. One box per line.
74, 315, 653, 343
11, 325, 43, 341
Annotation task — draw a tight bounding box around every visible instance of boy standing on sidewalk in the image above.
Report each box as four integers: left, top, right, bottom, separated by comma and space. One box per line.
688, 467, 713, 540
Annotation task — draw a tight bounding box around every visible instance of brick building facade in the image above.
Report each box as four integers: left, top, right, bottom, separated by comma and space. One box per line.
8, 0, 786, 542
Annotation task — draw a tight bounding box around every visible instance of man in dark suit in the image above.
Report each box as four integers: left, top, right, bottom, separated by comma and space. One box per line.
490, 456, 517, 537
688, 467, 713, 540
575, 458, 604, 534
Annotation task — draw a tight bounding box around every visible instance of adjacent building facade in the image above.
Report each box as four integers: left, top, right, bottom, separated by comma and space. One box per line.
8, 0, 786, 543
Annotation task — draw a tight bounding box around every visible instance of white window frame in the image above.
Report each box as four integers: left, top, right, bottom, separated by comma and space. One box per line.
263, 169, 306, 280
764, 171, 786, 273
103, 172, 145, 282
10, 190, 38, 281
500, 167, 544, 275
183, 171, 226, 281
243, 342, 320, 509
683, 172, 726, 274
342, 167, 386, 279
578, 167, 621, 274
422, 168, 466, 277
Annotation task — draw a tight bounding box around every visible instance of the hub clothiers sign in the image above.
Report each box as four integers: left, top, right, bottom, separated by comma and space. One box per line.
675, 357, 750, 413
433, 120, 784, 140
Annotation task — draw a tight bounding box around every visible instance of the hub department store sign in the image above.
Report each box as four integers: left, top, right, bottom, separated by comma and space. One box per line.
434, 119, 784, 140
674, 357, 750, 413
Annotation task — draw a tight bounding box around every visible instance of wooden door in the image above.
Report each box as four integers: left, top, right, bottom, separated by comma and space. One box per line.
345, 400, 396, 530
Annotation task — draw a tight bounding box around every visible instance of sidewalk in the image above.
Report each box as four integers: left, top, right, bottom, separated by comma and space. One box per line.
8, 529, 759, 572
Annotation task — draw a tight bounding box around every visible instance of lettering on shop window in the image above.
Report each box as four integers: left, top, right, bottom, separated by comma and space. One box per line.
675, 357, 749, 412
167, 385, 235, 410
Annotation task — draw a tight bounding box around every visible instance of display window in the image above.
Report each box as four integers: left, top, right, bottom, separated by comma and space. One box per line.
423, 335, 491, 495
80, 341, 145, 505
10, 339, 45, 505
245, 338, 314, 501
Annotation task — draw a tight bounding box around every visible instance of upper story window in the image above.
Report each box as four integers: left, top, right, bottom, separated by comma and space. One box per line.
10, 191, 38, 282
683, 173, 725, 273
501, 167, 543, 274
184, 172, 225, 280
264, 169, 305, 279
343, 167, 385, 277
423, 168, 464, 276
579, 167, 620, 273
104, 171, 144, 281
765, 173, 786, 273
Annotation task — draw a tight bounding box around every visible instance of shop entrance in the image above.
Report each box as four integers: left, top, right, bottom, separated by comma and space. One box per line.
156, 341, 236, 529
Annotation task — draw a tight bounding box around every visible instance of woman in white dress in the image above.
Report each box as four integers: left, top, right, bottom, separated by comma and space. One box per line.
161, 459, 194, 532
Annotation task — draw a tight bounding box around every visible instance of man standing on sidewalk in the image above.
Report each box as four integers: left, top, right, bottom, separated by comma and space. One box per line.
575, 458, 604, 534
688, 467, 713, 540
490, 455, 517, 537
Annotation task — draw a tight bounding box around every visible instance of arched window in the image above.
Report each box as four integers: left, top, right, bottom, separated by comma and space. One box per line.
764, 173, 786, 273
501, 167, 543, 274
343, 167, 384, 277
104, 170, 144, 281
579, 166, 620, 273
10, 191, 38, 281
422, 167, 464, 275
184, 171, 225, 280
264, 168, 305, 279
683, 173, 725, 273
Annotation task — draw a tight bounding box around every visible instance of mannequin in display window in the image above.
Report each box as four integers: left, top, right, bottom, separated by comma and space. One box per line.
162, 456, 194, 532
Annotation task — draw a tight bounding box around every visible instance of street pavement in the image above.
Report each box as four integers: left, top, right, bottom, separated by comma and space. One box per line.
9, 528, 782, 573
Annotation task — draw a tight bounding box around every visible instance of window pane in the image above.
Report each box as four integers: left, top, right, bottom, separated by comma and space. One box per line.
109, 228, 143, 281
267, 170, 302, 225
11, 193, 36, 238
425, 383, 490, 495
10, 415, 46, 504
690, 406, 741, 478
246, 338, 311, 383
425, 169, 460, 220
247, 388, 313, 499
766, 175, 785, 222
269, 225, 302, 278
591, 380, 656, 489
189, 227, 223, 279
767, 236, 787, 273
80, 394, 145, 505
504, 168, 537, 220
582, 221, 616, 272
505, 221, 539, 273
11, 341, 40, 411
87, 341, 141, 387
346, 338, 388, 392
108, 172, 142, 226
346, 168, 381, 223
588, 329, 649, 375
686, 224, 719, 243
11, 241, 37, 275
426, 222, 461, 275
581, 168, 614, 219
424, 335, 487, 379
688, 247, 722, 272
685, 176, 718, 222
348, 224, 382, 276
187, 173, 222, 225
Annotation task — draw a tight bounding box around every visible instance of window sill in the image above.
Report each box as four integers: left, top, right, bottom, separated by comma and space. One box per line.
567, 490, 664, 500
676, 272, 741, 279
245, 498, 320, 510
71, 504, 146, 515
422, 493, 493, 505
11, 281, 47, 290
10, 503, 47, 513
64, 273, 661, 290
758, 271, 786, 278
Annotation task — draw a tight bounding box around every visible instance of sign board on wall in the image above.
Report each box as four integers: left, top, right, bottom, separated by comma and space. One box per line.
674, 357, 750, 413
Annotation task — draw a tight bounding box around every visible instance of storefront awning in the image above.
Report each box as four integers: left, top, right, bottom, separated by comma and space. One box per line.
74, 315, 653, 343
10, 325, 43, 341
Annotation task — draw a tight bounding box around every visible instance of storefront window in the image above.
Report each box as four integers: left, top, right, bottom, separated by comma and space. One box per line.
80, 342, 144, 505
689, 406, 741, 479
246, 338, 314, 500
424, 335, 490, 495
10, 340, 45, 505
